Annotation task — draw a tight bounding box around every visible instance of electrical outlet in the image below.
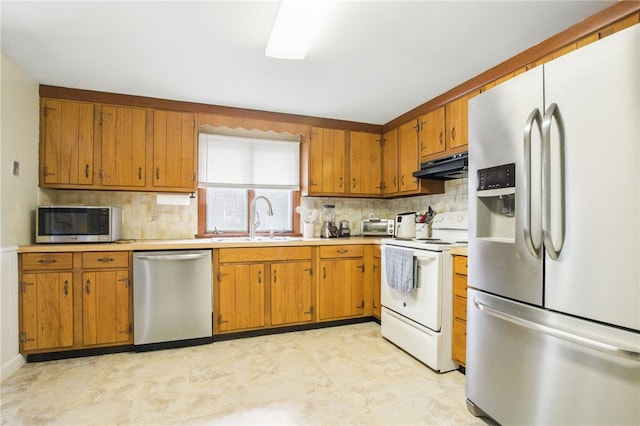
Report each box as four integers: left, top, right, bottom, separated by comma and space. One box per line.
13, 161, 19, 176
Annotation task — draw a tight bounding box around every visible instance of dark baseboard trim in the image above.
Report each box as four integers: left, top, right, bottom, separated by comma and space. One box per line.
25, 318, 380, 361
213, 317, 377, 342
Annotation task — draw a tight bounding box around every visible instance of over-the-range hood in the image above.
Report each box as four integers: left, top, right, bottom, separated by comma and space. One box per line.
413, 152, 468, 180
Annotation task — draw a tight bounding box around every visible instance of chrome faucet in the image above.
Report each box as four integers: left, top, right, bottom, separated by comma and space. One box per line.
249, 196, 274, 240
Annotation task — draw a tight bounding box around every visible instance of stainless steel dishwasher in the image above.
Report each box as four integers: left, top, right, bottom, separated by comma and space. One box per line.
133, 250, 212, 350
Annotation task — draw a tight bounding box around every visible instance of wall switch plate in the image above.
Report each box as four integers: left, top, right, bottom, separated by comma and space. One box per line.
13, 161, 19, 176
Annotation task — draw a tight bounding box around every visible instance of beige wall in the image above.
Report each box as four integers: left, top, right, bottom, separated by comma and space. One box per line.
1, 54, 39, 247
1, 54, 39, 380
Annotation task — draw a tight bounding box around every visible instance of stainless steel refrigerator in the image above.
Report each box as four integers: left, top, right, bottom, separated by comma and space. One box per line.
466, 24, 639, 425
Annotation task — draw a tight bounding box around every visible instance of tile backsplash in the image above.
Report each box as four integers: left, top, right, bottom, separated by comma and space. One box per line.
39, 178, 467, 240
300, 178, 468, 236
39, 189, 198, 240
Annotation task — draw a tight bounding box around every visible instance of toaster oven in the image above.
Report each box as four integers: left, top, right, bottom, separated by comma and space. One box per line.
361, 218, 395, 236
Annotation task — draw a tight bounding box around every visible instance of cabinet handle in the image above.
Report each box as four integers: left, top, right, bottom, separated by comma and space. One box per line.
84, 164, 90, 178
304, 305, 314, 315
358, 264, 365, 272
118, 277, 129, 287
322, 267, 326, 279
352, 178, 356, 189
156, 167, 160, 180
339, 177, 343, 188
257, 270, 262, 284
356, 300, 365, 309
439, 131, 443, 145
273, 270, 277, 283
337, 249, 348, 254
451, 127, 456, 141
218, 314, 228, 325
42, 166, 55, 177
393, 177, 397, 187
138, 167, 142, 180
216, 272, 228, 282
401, 175, 405, 186
63, 280, 69, 296
420, 143, 425, 152
37, 258, 57, 265
304, 267, 313, 276
98, 257, 115, 263
310, 178, 318, 187
85, 279, 91, 295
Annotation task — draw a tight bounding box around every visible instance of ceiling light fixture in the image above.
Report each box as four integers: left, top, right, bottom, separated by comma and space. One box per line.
265, 1, 333, 60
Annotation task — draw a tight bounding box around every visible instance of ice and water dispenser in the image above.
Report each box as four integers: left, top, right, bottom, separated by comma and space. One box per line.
475, 163, 516, 242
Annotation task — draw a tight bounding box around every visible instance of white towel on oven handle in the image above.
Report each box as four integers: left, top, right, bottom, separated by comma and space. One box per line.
384, 246, 415, 294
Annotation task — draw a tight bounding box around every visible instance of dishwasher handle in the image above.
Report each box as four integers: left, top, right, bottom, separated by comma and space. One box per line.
135, 253, 210, 261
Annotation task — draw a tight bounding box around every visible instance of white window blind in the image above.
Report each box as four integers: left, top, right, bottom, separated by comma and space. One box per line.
198, 132, 300, 189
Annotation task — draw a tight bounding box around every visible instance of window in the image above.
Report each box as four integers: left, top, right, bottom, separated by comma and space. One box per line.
197, 131, 301, 237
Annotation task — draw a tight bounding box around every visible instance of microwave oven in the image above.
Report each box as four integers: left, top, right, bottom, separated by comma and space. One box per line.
36, 206, 122, 243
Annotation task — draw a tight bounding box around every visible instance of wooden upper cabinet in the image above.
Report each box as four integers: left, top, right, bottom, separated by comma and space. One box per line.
418, 106, 446, 161
444, 90, 479, 153
98, 105, 146, 188
397, 120, 420, 193
349, 131, 382, 196
382, 129, 398, 195
152, 110, 197, 191
40, 98, 94, 187
308, 127, 346, 195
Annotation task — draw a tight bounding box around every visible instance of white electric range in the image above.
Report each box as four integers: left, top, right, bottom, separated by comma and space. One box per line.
380, 211, 468, 373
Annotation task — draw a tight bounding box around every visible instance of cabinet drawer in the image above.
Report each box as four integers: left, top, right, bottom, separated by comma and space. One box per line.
319, 245, 364, 259
453, 273, 467, 297
453, 255, 467, 275
453, 295, 467, 321
82, 251, 129, 269
22, 253, 73, 271
452, 318, 467, 365
219, 246, 311, 263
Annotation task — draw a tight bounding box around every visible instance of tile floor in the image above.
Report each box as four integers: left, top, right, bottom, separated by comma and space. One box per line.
1, 322, 486, 425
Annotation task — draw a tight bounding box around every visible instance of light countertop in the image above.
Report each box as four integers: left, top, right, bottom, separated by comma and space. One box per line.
18, 237, 383, 253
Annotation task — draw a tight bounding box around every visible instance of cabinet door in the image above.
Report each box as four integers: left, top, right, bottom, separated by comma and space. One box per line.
153, 110, 196, 190
318, 259, 365, 320
418, 106, 446, 160
217, 264, 265, 332
397, 120, 420, 193
99, 105, 146, 187
372, 250, 381, 319
82, 270, 131, 346
21, 272, 74, 351
271, 261, 313, 325
445, 91, 478, 151
308, 127, 346, 195
349, 131, 382, 196
41, 99, 94, 186
382, 129, 398, 195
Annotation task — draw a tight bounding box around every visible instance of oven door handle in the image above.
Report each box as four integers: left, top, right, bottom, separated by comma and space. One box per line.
413, 253, 438, 289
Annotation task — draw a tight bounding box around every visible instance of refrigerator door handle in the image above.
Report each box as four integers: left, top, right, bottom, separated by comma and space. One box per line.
541, 103, 566, 260
473, 298, 640, 362
523, 108, 543, 258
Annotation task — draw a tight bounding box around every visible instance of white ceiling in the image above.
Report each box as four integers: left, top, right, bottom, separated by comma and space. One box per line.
1, 1, 614, 125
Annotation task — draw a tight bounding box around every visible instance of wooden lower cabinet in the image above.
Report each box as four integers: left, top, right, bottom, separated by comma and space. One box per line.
270, 261, 313, 325
20, 270, 74, 352
19, 251, 133, 355
452, 254, 468, 366
215, 246, 313, 333
317, 245, 368, 321
217, 263, 266, 332
372, 246, 381, 319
